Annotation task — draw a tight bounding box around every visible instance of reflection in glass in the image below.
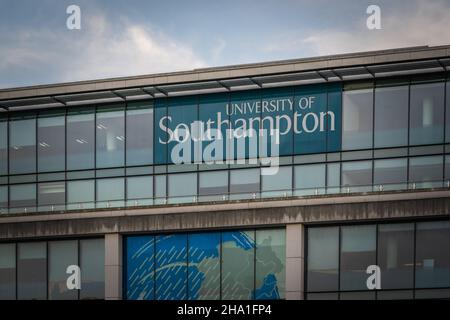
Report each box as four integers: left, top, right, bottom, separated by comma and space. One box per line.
378, 223, 414, 289
340, 225, 376, 291
80, 238, 104, 299
0, 243, 16, 299
374, 86, 409, 148
0, 186, 7, 211
168, 173, 197, 203
295, 164, 325, 196
38, 182, 65, 209
261, 166, 292, 197
127, 176, 153, 206
416, 221, 450, 288
126, 104, 153, 166
342, 89, 373, 150
67, 109, 95, 170
48, 240, 78, 300
9, 184, 36, 209
188, 232, 221, 300
307, 227, 339, 292
255, 229, 285, 300
96, 106, 125, 168
199, 171, 228, 201
9, 118, 36, 174
67, 180, 94, 209
96, 178, 124, 208
154, 174, 166, 205
341, 161, 372, 192
409, 82, 445, 145
327, 163, 340, 194
409, 156, 443, 188
229, 168, 260, 200
446, 81, 450, 142
374, 158, 407, 190
17, 242, 47, 300
38, 114, 65, 172
0, 120, 7, 175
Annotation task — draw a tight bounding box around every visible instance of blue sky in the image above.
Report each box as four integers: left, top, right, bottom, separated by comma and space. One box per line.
1, 0, 450, 88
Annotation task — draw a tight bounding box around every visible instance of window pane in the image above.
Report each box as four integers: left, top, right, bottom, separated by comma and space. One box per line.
188, 232, 221, 300
155, 234, 187, 300
341, 161, 372, 192
261, 166, 292, 197
38, 182, 65, 209
374, 158, 407, 190
446, 81, 450, 142
126, 104, 153, 166
9, 118, 36, 174
127, 176, 153, 206
0, 185, 7, 211
154, 174, 166, 205
48, 240, 78, 300
199, 171, 228, 201
80, 239, 104, 299
374, 86, 409, 148
10, 184, 36, 209
96, 107, 125, 168
342, 89, 373, 150
409, 82, 445, 145
377, 290, 413, 300
67, 180, 94, 209
295, 164, 325, 196
38, 115, 65, 172
125, 236, 155, 300
222, 230, 255, 300
409, 156, 443, 188
340, 291, 375, 300
307, 292, 339, 300
230, 168, 260, 199
0, 120, 7, 175
255, 229, 285, 300
67, 109, 95, 170
378, 223, 414, 289
168, 173, 197, 203
18, 242, 47, 300
307, 227, 339, 292
96, 178, 124, 208
416, 221, 450, 288
327, 163, 340, 194
0, 243, 16, 300
340, 225, 376, 291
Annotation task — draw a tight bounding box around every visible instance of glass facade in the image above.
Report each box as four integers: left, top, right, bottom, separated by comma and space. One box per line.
306, 220, 450, 299
124, 228, 285, 300
0, 238, 104, 300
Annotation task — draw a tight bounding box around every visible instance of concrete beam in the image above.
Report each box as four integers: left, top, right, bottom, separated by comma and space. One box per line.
285, 224, 304, 300
104, 233, 123, 300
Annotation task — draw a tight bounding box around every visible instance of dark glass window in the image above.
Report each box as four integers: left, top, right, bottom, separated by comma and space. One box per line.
416, 221, 450, 288
307, 227, 339, 292
0, 185, 7, 211
80, 238, 104, 299
0, 119, 7, 175
9, 117, 36, 174
409, 82, 445, 145
38, 182, 65, 210
409, 155, 443, 188
48, 240, 78, 300
378, 223, 414, 289
341, 161, 372, 192
340, 225, 376, 291
446, 81, 450, 142
0, 243, 16, 299
9, 184, 36, 209
342, 88, 373, 150
38, 114, 65, 172
374, 85, 409, 148
126, 103, 153, 166
67, 109, 95, 170
373, 158, 407, 190
17, 242, 47, 300
96, 106, 125, 168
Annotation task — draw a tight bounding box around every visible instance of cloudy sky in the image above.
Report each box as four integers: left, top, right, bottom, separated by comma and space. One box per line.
1, 0, 450, 89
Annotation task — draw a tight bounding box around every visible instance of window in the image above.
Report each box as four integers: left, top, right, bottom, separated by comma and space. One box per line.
17, 242, 47, 300
327, 163, 340, 194
96, 178, 125, 208
261, 166, 292, 197
294, 164, 325, 196
168, 173, 197, 203
229, 168, 260, 200
126, 103, 154, 166
38, 182, 65, 210
409, 155, 443, 188
342, 87, 373, 150
38, 114, 65, 172
67, 180, 94, 210
67, 109, 95, 170
96, 106, 125, 168
374, 158, 407, 190
127, 176, 153, 206
222, 230, 255, 300
255, 229, 285, 300
341, 161, 372, 192
416, 221, 450, 288
307, 227, 339, 292
378, 223, 414, 289
199, 171, 228, 201
409, 82, 445, 145
48, 240, 78, 300
0, 119, 7, 175
340, 225, 376, 291
154, 175, 166, 205
0, 243, 16, 300
9, 184, 36, 210
0, 185, 7, 211
188, 232, 221, 300
446, 81, 450, 142
374, 85, 409, 148
80, 238, 105, 300
9, 117, 36, 174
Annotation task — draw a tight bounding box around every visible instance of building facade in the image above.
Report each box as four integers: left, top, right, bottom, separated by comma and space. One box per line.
1, 46, 450, 300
